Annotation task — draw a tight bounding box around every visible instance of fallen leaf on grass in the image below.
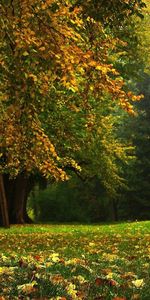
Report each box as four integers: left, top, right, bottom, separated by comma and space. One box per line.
132, 279, 144, 288
95, 277, 118, 287
17, 281, 37, 294
34, 255, 42, 261
101, 268, 112, 275
49, 296, 67, 300
0, 266, 16, 275
128, 255, 136, 261
95, 278, 106, 286
50, 274, 65, 284
109, 279, 119, 286
59, 258, 65, 264
121, 272, 136, 279
112, 297, 127, 300
32, 298, 49, 300
49, 253, 60, 263
66, 283, 78, 298
65, 258, 84, 265
73, 275, 87, 284
89, 242, 96, 247
102, 253, 118, 261
131, 294, 140, 300
106, 272, 115, 279
76, 290, 86, 299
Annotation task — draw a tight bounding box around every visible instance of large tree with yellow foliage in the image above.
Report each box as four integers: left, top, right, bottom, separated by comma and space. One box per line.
0, 0, 145, 226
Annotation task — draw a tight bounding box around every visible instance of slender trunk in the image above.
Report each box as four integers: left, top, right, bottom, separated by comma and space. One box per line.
113, 199, 118, 221
109, 199, 118, 221
0, 174, 10, 228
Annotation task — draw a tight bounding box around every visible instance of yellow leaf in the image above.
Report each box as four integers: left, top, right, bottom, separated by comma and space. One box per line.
106, 272, 114, 279
102, 253, 118, 261
74, 275, 87, 284
22, 51, 29, 56
66, 283, 77, 298
49, 253, 60, 263
132, 279, 144, 288
89, 242, 95, 247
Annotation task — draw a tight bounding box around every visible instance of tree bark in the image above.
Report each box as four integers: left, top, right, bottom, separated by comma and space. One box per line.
12, 173, 28, 223
0, 174, 10, 228
3, 173, 33, 225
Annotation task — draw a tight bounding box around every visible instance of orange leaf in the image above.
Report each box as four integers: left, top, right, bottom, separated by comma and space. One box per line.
109, 279, 118, 286
95, 278, 106, 286
112, 297, 127, 300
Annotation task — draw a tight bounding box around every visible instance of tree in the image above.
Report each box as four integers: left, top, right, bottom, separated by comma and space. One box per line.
0, 0, 144, 225
120, 74, 150, 220
112, 0, 150, 220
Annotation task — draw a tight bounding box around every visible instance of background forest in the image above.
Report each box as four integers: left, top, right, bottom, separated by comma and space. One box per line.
0, 0, 150, 226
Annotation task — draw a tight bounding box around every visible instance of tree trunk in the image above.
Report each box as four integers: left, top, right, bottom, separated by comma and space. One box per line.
0, 174, 10, 228
2, 173, 33, 225
109, 199, 118, 221
12, 173, 28, 223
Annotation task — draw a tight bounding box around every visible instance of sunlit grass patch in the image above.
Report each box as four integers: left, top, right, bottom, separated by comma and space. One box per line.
0, 221, 150, 299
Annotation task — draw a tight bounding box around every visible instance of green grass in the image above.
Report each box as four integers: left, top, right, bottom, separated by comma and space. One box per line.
0, 221, 150, 299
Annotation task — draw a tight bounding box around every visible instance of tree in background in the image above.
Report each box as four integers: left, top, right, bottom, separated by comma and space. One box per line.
113, 0, 150, 220
119, 74, 150, 221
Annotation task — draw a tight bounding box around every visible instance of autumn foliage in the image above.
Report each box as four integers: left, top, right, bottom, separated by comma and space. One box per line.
0, 0, 144, 180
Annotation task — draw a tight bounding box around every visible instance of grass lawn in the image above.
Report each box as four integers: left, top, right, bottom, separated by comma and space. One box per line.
0, 221, 150, 299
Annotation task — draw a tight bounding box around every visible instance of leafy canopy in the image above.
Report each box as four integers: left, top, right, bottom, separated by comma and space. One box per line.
0, 0, 144, 180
